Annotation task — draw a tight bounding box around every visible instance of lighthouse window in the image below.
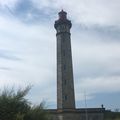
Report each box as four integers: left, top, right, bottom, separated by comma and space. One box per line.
63, 65, 66, 70
64, 95, 67, 100
64, 80, 67, 85
63, 50, 65, 56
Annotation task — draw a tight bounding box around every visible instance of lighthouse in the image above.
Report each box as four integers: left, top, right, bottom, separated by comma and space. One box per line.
54, 10, 75, 110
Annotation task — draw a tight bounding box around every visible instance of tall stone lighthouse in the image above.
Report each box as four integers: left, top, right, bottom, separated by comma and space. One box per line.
54, 10, 75, 110
48, 10, 105, 120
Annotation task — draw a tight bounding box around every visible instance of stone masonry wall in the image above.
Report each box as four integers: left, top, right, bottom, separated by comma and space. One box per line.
48, 108, 105, 120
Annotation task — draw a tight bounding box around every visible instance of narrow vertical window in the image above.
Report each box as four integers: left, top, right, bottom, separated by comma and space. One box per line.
63, 65, 66, 70
64, 80, 67, 85
64, 95, 67, 100
63, 50, 65, 56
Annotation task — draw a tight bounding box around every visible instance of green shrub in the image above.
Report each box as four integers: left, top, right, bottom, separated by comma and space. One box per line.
0, 87, 49, 120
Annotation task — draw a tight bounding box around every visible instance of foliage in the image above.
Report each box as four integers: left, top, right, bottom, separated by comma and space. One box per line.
0, 87, 49, 120
25, 103, 48, 120
105, 111, 120, 120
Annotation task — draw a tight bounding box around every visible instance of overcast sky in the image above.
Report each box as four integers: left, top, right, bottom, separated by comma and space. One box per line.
0, 0, 120, 111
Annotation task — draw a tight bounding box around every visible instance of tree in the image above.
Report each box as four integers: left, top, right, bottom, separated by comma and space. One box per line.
0, 87, 49, 120
25, 103, 49, 120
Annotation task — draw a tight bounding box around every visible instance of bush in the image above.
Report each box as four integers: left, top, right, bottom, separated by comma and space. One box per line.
0, 87, 49, 120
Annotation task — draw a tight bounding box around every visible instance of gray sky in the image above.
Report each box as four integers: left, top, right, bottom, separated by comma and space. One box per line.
0, 0, 120, 111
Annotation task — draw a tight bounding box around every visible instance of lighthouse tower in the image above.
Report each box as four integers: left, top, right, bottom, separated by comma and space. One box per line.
54, 10, 75, 110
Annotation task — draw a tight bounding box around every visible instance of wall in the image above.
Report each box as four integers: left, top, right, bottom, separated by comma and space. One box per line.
48, 108, 105, 120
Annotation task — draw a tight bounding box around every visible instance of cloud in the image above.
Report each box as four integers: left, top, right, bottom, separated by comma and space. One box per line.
64, 0, 120, 27
31, 0, 120, 27
0, 49, 21, 61
0, 78, 25, 89
0, 12, 56, 92
0, 67, 11, 71
0, 0, 120, 109
0, 0, 56, 24
73, 25, 120, 41
0, 0, 18, 8
74, 75, 120, 106
76, 76, 120, 94
1, 0, 120, 27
